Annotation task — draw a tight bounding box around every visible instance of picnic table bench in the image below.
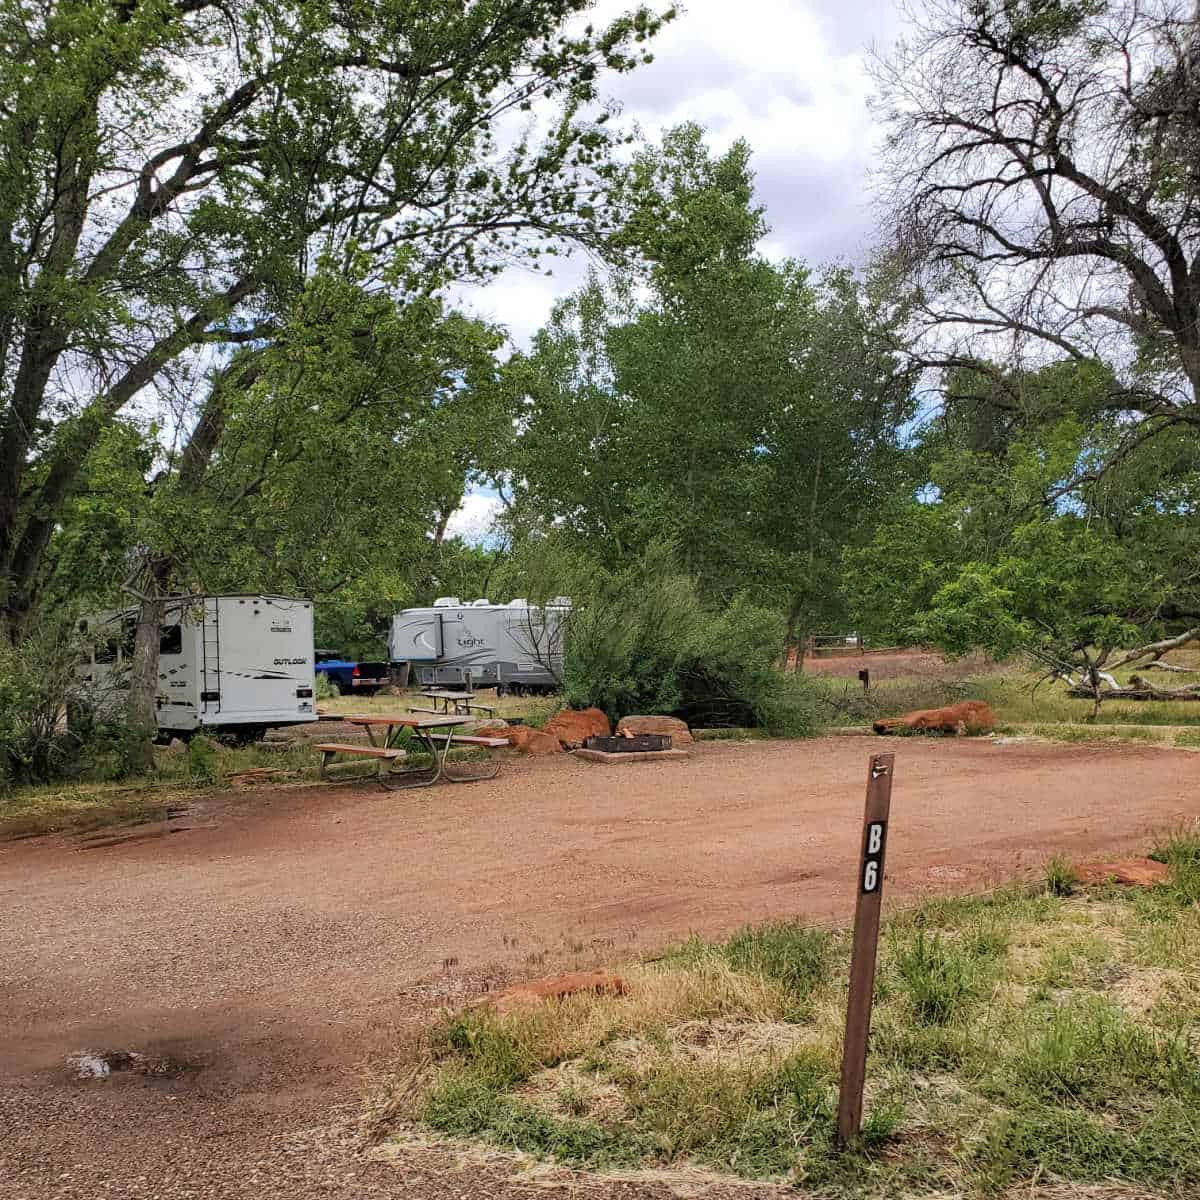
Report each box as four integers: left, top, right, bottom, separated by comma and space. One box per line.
416, 688, 495, 717
314, 742, 408, 786
338, 713, 505, 789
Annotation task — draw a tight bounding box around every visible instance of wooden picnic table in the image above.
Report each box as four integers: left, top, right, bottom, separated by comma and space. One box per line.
417, 688, 494, 717
342, 713, 501, 788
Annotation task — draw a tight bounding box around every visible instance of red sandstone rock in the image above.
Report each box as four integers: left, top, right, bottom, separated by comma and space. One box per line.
615, 715, 693, 746
541, 707, 610, 749
524, 730, 562, 756
502, 725, 561, 755
1075, 858, 1171, 888
873, 700, 996, 736
473, 970, 627, 1015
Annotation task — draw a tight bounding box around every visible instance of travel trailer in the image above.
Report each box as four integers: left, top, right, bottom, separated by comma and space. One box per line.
388, 597, 570, 694
81, 594, 318, 739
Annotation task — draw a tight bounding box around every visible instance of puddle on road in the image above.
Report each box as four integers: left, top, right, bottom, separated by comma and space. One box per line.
67, 1048, 204, 1081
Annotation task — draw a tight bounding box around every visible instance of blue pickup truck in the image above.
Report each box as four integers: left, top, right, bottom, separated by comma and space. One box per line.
314, 650, 390, 696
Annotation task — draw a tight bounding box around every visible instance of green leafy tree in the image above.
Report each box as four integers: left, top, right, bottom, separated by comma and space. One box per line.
914, 519, 1180, 715
848, 359, 1200, 714
0, 0, 673, 638
505, 124, 916, 657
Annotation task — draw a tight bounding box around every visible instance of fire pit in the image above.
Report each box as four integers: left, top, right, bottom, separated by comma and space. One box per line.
583, 734, 672, 753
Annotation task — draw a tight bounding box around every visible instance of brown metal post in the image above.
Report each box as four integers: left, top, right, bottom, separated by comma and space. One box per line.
836, 752, 895, 1146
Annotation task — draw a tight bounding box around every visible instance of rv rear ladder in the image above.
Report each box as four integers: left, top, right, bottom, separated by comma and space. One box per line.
201, 597, 221, 708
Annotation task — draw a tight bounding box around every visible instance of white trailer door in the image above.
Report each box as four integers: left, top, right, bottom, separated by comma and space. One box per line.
201, 596, 316, 727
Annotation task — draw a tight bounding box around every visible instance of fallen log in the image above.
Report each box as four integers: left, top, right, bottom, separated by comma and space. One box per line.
1066, 680, 1200, 702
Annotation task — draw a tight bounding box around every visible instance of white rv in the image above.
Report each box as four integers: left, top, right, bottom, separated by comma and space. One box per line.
388, 597, 570, 694
81, 594, 318, 739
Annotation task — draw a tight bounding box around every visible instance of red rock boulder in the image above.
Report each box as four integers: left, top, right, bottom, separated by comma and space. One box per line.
525, 730, 563, 756
1075, 858, 1171, 888
502, 725, 562, 755
473, 969, 627, 1016
873, 700, 995, 736
615, 715, 693, 746
542, 707, 611, 749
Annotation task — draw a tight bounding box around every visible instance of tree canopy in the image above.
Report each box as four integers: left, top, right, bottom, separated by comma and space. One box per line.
874, 0, 1200, 459
502, 124, 918, 659
0, 0, 673, 633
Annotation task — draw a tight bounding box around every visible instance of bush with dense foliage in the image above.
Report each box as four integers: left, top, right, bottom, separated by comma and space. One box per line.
560, 547, 822, 735
0, 623, 137, 791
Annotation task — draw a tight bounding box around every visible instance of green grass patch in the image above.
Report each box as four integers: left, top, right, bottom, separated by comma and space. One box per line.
0, 736, 325, 838
891, 930, 979, 1024
970, 1100, 1200, 1193
973, 672, 1200, 728
721, 921, 832, 1001
379, 835, 1200, 1194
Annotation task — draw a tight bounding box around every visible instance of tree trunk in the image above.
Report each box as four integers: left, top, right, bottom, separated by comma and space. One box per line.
125, 556, 174, 772
120, 360, 252, 769
792, 622, 808, 675
126, 590, 167, 772
1067, 681, 1200, 702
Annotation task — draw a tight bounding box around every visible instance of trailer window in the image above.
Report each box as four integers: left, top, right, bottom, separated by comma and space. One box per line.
159, 624, 183, 656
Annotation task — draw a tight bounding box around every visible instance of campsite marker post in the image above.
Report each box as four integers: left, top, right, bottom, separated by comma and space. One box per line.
836, 751, 895, 1146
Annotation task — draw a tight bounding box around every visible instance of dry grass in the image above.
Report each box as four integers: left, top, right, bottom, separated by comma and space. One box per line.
374, 836, 1200, 1196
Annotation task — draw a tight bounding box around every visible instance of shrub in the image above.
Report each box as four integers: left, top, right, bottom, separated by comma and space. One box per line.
812, 677, 967, 728
185, 736, 221, 786
1045, 856, 1078, 897
560, 545, 823, 734
0, 620, 140, 790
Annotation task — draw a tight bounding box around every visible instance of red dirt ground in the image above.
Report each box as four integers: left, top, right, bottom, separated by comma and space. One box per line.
2, 736, 1197, 1199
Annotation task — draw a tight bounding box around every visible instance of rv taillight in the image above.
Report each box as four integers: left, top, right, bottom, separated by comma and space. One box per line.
352, 664, 360, 677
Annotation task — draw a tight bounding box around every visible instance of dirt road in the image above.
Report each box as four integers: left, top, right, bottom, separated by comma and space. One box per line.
2, 736, 1196, 1198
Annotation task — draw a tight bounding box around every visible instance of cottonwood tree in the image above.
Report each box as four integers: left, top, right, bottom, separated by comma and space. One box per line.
0, 0, 672, 642
159, 277, 508, 603
119, 273, 512, 757
507, 126, 916, 656
874, 0, 1200, 461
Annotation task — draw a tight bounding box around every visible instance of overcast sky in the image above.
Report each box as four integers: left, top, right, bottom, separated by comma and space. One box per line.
447, 0, 905, 541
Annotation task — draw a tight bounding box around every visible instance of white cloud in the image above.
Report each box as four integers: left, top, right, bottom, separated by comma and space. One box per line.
446, 254, 594, 348
445, 491, 505, 544
460, 0, 905, 348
